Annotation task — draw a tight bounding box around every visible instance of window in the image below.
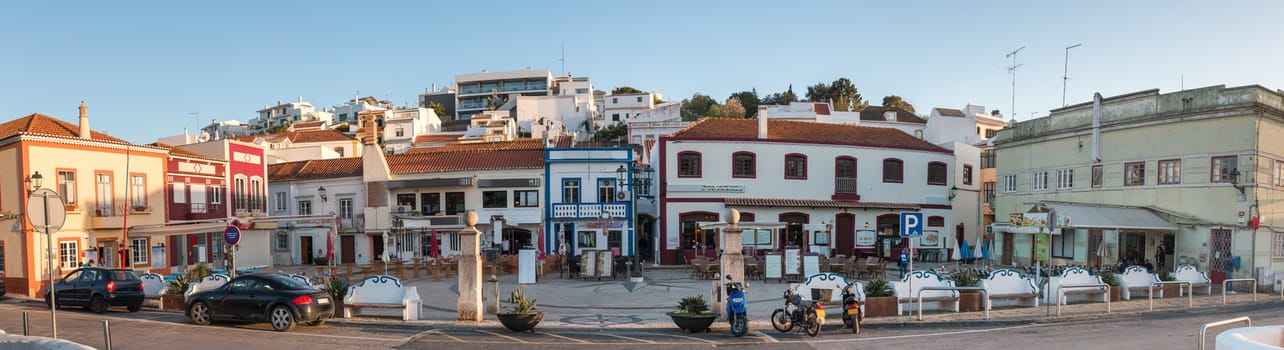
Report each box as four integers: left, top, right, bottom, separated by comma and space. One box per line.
96, 173, 113, 216
0, 241, 5, 274
985, 129, 997, 138
1125, 162, 1145, 186
962, 165, 973, 186
420, 193, 441, 215
1032, 171, 1048, 191
678, 152, 702, 177
298, 200, 312, 215
1092, 165, 1103, 188
637, 96, 643, 103
835, 157, 857, 194
129, 175, 146, 207
1275, 231, 1284, 259
514, 190, 538, 207
274, 192, 287, 211
445, 192, 465, 215
982, 181, 996, 204
59, 240, 78, 269
612, 98, 618, 104
57, 170, 76, 205
1057, 169, 1073, 189
732, 152, 755, 178
130, 238, 148, 265
395, 128, 404, 137
173, 183, 187, 204
562, 179, 580, 203
210, 186, 222, 205
597, 179, 617, 202
1158, 159, 1182, 185
339, 198, 353, 219
1002, 174, 1017, 192
575, 88, 589, 94
927, 162, 947, 185
785, 154, 807, 179
235, 177, 247, 210
483, 191, 508, 208
928, 216, 945, 227
1052, 230, 1075, 258
1277, 160, 1284, 187
335, 147, 344, 157
612, 114, 620, 122
276, 232, 289, 251
981, 149, 996, 169
883, 159, 904, 183
250, 178, 263, 211
189, 184, 207, 213
1212, 156, 1238, 183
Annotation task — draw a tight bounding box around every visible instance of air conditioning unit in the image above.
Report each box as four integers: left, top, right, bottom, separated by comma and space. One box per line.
396, 205, 411, 213
616, 191, 629, 201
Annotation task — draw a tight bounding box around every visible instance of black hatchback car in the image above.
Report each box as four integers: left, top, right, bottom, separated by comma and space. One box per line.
44, 268, 145, 313
186, 273, 333, 332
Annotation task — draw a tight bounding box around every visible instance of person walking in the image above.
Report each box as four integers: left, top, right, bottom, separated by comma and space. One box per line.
1154, 244, 1166, 271
898, 250, 910, 279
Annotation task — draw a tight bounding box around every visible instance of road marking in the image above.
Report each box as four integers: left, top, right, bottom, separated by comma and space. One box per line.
638, 331, 716, 344
779, 324, 1044, 344
593, 332, 657, 344
753, 330, 779, 343
538, 331, 591, 344
476, 329, 529, 343
425, 329, 464, 342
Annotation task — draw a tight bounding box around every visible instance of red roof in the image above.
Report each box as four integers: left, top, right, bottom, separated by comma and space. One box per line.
235, 129, 355, 144
413, 134, 462, 144
724, 198, 920, 210
670, 118, 950, 153
292, 121, 325, 129
388, 148, 544, 174
0, 113, 130, 144
404, 138, 545, 154
267, 158, 363, 182
813, 103, 831, 115
150, 142, 224, 162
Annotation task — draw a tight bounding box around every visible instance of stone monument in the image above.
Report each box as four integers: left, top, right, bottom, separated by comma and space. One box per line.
457, 210, 483, 321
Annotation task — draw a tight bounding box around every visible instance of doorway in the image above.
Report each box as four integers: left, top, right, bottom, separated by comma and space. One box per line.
372, 236, 384, 261
1209, 228, 1233, 284
835, 214, 855, 257
1002, 232, 1014, 265
341, 235, 356, 264
300, 236, 314, 265
1087, 230, 1103, 268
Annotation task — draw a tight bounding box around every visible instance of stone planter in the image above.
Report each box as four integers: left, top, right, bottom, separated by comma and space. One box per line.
332, 300, 346, 318
863, 296, 898, 317
667, 312, 717, 333
1109, 286, 1122, 302
497, 312, 544, 332
160, 294, 185, 311
959, 292, 983, 312
1161, 284, 1180, 298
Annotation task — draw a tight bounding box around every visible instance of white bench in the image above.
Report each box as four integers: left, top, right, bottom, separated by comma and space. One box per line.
1118, 265, 1160, 300
979, 269, 1039, 308
891, 270, 958, 316
184, 274, 230, 301
1043, 267, 1107, 305
1173, 264, 1213, 296
288, 274, 322, 289
343, 275, 421, 321
139, 273, 166, 300
790, 272, 862, 304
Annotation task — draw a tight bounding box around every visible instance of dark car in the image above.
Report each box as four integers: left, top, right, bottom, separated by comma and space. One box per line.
186, 273, 333, 332
44, 268, 145, 314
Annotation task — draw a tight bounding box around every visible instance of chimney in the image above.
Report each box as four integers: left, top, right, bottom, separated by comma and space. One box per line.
757, 106, 769, 139
78, 101, 91, 139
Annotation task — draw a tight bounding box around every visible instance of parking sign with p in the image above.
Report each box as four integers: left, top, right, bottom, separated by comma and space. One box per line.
900, 212, 924, 238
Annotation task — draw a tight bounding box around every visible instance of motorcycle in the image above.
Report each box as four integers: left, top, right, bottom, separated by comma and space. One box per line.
725, 275, 748, 337
770, 284, 823, 337
841, 279, 864, 334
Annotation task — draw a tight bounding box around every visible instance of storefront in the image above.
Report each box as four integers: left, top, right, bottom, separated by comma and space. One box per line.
992, 202, 1178, 268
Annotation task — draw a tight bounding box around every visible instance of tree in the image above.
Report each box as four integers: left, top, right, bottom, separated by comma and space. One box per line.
720, 97, 746, 118
705, 104, 723, 119
761, 85, 798, 106
680, 93, 719, 121
881, 95, 916, 113
612, 86, 645, 94
268, 121, 292, 134
730, 90, 760, 117
594, 122, 629, 142
805, 77, 865, 112
427, 101, 447, 118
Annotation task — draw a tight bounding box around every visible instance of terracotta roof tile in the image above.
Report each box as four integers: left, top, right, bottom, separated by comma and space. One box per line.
670, 118, 950, 153
235, 129, 355, 144
859, 106, 927, 124
388, 149, 544, 174
292, 121, 325, 129
267, 158, 363, 182
150, 142, 224, 162
813, 103, 831, 115
413, 134, 462, 144
404, 138, 545, 154
0, 113, 130, 144
725, 198, 920, 210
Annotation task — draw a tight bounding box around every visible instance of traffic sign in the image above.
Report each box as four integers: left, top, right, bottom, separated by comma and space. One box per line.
224, 226, 241, 246
900, 212, 924, 238
26, 189, 66, 233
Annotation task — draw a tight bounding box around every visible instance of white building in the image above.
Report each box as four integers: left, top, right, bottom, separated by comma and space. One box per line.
602, 93, 658, 126
658, 111, 956, 265
235, 129, 362, 164
380, 107, 443, 154
543, 147, 642, 258
455, 68, 555, 121
858, 106, 926, 138
460, 110, 518, 143
249, 97, 333, 134
331, 96, 393, 127
201, 119, 250, 140
515, 95, 592, 139
266, 158, 371, 266
925, 105, 1007, 146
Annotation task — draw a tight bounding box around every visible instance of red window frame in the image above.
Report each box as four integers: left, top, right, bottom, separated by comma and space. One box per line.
784, 153, 807, 179
678, 151, 702, 178
927, 161, 948, 186
882, 158, 904, 183
732, 151, 756, 178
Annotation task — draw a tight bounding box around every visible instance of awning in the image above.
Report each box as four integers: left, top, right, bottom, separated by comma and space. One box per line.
698, 222, 787, 230
1044, 202, 1178, 231
128, 222, 229, 238
724, 198, 920, 210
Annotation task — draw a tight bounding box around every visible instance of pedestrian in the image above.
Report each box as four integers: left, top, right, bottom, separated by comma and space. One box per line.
83, 259, 93, 268
898, 250, 910, 279
1154, 244, 1166, 270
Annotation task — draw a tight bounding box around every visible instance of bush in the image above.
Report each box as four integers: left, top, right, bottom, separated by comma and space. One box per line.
507, 287, 538, 314
1157, 269, 1175, 282
1098, 270, 1119, 286
322, 276, 350, 302
673, 294, 710, 315
164, 263, 213, 296
864, 278, 894, 297
951, 268, 984, 291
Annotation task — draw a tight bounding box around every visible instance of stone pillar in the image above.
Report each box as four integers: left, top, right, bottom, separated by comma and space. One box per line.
715, 209, 746, 317
457, 211, 483, 321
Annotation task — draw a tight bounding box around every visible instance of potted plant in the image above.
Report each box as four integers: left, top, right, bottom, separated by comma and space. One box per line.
1157, 269, 1180, 298
496, 287, 543, 332
161, 274, 192, 311
667, 294, 716, 332
1098, 270, 1122, 302
321, 276, 350, 318
951, 268, 984, 312
862, 278, 898, 317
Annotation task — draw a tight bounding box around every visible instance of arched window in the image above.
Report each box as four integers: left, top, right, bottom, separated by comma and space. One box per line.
678, 151, 702, 178
785, 154, 807, 179
928, 161, 948, 185
732, 152, 755, 178
835, 157, 857, 194
882, 158, 904, 183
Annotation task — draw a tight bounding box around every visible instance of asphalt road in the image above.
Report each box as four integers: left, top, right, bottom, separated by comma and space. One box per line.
0, 298, 1279, 349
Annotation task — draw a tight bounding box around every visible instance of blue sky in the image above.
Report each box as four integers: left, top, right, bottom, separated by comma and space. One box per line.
3, 1, 1282, 143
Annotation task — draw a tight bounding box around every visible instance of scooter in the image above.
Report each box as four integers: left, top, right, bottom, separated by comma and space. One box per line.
770, 284, 823, 337
841, 279, 864, 334
725, 275, 748, 337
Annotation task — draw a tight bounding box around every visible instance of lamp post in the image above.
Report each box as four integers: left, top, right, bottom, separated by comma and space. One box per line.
616, 163, 653, 282
27, 172, 60, 338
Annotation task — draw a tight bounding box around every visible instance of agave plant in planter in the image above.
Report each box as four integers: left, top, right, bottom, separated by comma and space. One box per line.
862, 278, 897, 317
667, 294, 716, 332
321, 276, 350, 318
160, 274, 193, 310
950, 268, 984, 312
496, 287, 543, 332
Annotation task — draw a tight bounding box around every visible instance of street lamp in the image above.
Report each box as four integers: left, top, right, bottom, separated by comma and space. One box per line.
615, 163, 653, 281
29, 171, 42, 191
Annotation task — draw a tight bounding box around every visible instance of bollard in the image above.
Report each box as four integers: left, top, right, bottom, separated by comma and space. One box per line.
22, 311, 29, 336
102, 320, 112, 350
487, 275, 500, 314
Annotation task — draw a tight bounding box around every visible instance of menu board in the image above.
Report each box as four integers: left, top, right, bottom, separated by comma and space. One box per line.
802, 255, 820, 277
784, 249, 801, 276
581, 250, 597, 278
764, 254, 783, 280
597, 250, 613, 278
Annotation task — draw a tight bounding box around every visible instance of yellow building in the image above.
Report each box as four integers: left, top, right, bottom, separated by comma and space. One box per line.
0, 103, 167, 297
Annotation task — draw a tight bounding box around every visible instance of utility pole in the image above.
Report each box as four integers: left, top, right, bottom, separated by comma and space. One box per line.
1062, 44, 1083, 106
1006, 46, 1025, 120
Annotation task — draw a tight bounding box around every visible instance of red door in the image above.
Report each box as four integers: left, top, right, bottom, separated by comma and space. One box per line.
835, 214, 855, 257
1209, 228, 1233, 284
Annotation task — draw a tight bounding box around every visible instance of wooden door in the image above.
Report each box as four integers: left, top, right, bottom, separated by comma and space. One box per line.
301, 236, 314, 264
341, 235, 356, 264
1086, 230, 1103, 267
1002, 232, 1014, 265
835, 214, 855, 257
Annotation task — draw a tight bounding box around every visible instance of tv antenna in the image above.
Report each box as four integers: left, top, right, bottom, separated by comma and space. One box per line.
559, 41, 566, 76
1006, 46, 1025, 121
1062, 44, 1082, 106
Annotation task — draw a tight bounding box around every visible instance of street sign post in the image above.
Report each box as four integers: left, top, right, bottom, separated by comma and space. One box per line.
225, 226, 240, 278
27, 188, 66, 338
900, 212, 924, 296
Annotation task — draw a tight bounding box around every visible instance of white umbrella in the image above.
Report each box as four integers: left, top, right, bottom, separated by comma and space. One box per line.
974, 238, 983, 261
950, 238, 961, 261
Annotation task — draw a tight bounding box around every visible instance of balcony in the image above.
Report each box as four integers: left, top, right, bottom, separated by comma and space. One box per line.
551, 203, 627, 220
91, 205, 124, 228
832, 177, 860, 200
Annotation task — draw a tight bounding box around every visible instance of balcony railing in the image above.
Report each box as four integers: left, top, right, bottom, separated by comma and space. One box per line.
835, 177, 858, 194
551, 203, 627, 219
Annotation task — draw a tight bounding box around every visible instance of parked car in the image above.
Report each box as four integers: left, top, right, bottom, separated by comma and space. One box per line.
186, 273, 333, 332
44, 268, 144, 314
